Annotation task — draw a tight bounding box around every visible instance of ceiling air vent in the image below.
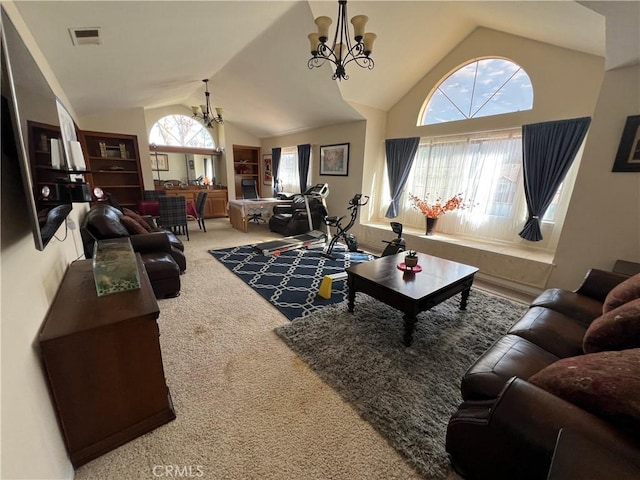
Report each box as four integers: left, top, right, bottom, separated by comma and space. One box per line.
69, 27, 101, 46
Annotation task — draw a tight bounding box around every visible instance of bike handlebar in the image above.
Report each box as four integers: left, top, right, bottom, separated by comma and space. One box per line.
349, 194, 370, 208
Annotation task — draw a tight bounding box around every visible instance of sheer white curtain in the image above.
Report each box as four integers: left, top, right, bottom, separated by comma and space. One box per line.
278, 146, 312, 194
379, 129, 531, 244
278, 147, 299, 193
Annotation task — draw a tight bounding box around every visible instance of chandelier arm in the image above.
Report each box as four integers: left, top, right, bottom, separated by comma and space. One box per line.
308, 55, 337, 70
319, 43, 338, 64
342, 55, 375, 71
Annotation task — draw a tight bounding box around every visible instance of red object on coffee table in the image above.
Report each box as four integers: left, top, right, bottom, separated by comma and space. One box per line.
397, 263, 423, 273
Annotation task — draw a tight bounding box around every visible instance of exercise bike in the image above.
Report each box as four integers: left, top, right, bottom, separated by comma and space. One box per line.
381, 221, 406, 256
323, 193, 369, 258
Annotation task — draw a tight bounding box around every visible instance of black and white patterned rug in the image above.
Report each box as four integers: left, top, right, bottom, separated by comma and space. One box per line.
209, 244, 375, 320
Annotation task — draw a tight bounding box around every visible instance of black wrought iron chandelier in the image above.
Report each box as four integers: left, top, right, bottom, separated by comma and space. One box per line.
307, 0, 376, 81
191, 79, 223, 128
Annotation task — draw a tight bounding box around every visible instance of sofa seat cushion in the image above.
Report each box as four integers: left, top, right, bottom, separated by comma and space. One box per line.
584, 298, 640, 353
530, 288, 603, 327
461, 334, 560, 401
508, 307, 588, 358
529, 349, 640, 429
604, 273, 640, 313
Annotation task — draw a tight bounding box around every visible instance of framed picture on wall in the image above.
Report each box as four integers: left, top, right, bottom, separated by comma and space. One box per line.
151, 153, 169, 171
612, 115, 640, 172
263, 154, 273, 185
319, 143, 349, 176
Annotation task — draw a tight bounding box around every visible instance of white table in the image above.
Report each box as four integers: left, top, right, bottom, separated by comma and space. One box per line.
228, 198, 290, 233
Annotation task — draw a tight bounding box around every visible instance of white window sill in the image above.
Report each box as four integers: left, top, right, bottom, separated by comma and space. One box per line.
357, 221, 555, 294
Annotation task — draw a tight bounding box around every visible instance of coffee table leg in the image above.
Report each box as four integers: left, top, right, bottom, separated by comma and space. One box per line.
347, 274, 355, 312
460, 286, 471, 310
403, 314, 416, 346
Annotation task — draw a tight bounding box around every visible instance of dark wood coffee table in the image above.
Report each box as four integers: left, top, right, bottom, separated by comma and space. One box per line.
346, 252, 479, 346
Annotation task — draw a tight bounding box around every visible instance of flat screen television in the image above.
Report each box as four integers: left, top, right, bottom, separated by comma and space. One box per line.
1, 7, 75, 250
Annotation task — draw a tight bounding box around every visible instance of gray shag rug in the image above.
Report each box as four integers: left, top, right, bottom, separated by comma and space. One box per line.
275, 289, 528, 479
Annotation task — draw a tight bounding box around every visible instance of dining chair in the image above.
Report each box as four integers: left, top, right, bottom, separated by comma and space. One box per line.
144, 190, 166, 201
195, 191, 208, 232
158, 195, 189, 240
241, 179, 265, 224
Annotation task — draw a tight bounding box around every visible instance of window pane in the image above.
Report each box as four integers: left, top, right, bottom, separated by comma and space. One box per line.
421, 58, 533, 125
149, 114, 215, 148
399, 130, 527, 243
278, 148, 299, 193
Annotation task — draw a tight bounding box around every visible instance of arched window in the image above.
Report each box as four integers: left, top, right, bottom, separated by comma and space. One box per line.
149, 114, 216, 148
419, 58, 533, 125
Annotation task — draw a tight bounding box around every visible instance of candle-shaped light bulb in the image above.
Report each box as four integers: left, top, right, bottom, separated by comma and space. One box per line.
363, 32, 377, 55
314, 16, 332, 42
350, 15, 368, 41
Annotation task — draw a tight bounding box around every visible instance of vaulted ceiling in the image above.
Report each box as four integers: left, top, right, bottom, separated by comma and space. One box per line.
12, 1, 639, 139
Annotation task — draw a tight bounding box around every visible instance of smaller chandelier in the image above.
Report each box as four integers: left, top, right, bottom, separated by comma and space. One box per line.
191, 79, 223, 128
307, 0, 376, 81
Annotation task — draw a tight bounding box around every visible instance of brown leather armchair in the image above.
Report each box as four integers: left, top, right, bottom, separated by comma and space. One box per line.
446, 377, 640, 480
80, 203, 184, 298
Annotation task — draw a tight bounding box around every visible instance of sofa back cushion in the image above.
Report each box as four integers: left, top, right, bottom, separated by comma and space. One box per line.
83, 203, 128, 238
529, 349, 640, 430
603, 272, 640, 313
583, 298, 640, 354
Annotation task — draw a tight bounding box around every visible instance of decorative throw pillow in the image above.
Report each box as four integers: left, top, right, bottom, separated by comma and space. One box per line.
583, 298, 640, 353
603, 272, 640, 313
122, 208, 152, 233
529, 349, 640, 427
120, 215, 148, 235
120, 215, 149, 235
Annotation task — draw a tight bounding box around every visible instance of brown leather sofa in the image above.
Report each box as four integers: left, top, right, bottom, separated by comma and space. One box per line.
446, 268, 640, 479
80, 203, 185, 298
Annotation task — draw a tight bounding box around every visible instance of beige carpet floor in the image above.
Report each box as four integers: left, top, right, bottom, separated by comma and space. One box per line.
74, 218, 461, 480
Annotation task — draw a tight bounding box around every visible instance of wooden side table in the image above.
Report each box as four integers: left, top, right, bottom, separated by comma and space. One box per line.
39, 255, 175, 467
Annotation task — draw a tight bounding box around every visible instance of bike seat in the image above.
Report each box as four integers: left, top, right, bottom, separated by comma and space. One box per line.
324, 215, 345, 226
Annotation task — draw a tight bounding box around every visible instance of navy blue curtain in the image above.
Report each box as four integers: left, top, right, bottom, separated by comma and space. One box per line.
297, 143, 311, 193
519, 116, 591, 241
271, 147, 282, 195
385, 137, 420, 218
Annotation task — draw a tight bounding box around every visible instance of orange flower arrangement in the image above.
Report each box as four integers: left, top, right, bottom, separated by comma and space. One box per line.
408, 193, 470, 218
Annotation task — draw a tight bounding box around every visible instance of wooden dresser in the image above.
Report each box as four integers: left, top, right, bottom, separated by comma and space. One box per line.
38, 255, 175, 467
158, 186, 228, 218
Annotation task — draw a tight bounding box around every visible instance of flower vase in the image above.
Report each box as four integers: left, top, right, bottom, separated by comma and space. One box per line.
426, 217, 438, 235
